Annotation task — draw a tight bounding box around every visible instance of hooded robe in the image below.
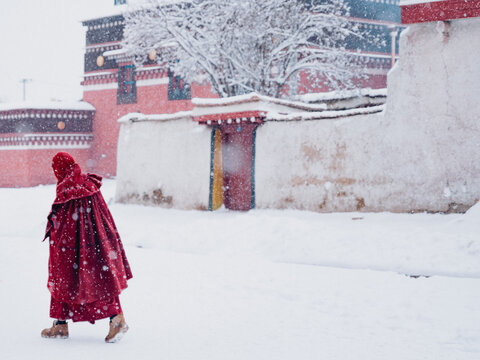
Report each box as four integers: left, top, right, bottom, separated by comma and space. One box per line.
44, 152, 132, 323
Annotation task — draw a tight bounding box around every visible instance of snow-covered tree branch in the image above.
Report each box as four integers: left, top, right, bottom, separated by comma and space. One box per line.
123, 0, 369, 98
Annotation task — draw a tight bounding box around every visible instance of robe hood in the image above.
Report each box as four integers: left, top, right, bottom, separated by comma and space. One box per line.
52, 152, 101, 204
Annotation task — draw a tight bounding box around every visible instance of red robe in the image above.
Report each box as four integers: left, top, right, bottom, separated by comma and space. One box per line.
44, 152, 132, 323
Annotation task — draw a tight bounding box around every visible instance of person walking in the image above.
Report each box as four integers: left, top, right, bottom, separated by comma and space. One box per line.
41, 152, 132, 343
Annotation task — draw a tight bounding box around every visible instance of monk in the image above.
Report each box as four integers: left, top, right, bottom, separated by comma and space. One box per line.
41, 152, 133, 343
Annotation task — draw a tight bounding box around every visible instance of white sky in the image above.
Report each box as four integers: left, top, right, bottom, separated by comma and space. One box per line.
0, 0, 121, 103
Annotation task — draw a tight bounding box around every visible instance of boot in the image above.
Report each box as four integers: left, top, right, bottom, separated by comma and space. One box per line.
105, 313, 129, 343
41, 320, 69, 339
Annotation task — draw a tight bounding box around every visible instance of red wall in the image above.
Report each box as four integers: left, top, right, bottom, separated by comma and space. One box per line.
83, 79, 216, 178
0, 147, 91, 188
0, 76, 216, 188
294, 70, 387, 96
402, 0, 480, 24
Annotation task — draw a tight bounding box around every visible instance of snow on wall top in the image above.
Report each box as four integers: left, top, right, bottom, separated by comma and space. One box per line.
296, 88, 387, 103
0, 101, 95, 112
119, 89, 386, 125
192, 94, 330, 120
192, 93, 328, 112
192, 92, 324, 108
266, 104, 385, 122
191, 90, 386, 119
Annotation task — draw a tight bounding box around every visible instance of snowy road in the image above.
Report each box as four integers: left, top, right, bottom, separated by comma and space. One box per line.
0, 181, 479, 359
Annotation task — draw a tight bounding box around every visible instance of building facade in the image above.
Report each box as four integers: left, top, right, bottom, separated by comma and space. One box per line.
0, 103, 95, 187
0, 0, 402, 188
115, 0, 480, 213
81, 0, 402, 179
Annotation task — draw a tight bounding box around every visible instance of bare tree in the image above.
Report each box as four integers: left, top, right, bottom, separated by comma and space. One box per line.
123, 0, 365, 98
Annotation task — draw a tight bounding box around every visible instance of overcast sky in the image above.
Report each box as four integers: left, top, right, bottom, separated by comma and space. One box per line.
0, 0, 121, 103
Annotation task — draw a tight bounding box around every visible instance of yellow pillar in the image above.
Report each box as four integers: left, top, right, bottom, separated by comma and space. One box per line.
211, 129, 224, 210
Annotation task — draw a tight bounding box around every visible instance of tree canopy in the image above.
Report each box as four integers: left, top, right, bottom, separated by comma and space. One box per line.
123, 0, 367, 98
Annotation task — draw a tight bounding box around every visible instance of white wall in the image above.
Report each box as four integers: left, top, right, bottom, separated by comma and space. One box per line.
255, 18, 480, 212
116, 18, 480, 213
115, 118, 212, 209
255, 114, 383, 212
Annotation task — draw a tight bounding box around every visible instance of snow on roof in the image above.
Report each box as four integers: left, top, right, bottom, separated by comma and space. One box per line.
81, 4, 127, 23
0, 101, 95, 112
118, 111, 192, 123
121, 104, 385, 125
103, 48, 127, 58
192, 93, 328, 113
82, 0, 188, 23
120, 91, 386, 125
399, 0, 443, 5
103, 48, 130, 62
191, 90, 387, 119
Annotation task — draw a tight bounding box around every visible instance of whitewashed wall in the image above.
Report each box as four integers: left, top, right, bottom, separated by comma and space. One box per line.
255, 114, 383, 212
256, 18, 480, 212
115, 118, 212, 209
116, 18, 480, 213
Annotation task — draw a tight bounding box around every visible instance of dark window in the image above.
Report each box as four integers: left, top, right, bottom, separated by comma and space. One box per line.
168, 70, 191, 100
117, 65, 137, 104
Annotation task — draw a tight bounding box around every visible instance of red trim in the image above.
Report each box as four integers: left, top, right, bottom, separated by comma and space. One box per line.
0, 133, 93, 147
194, 111, 265, 124
402, 0, 480, 24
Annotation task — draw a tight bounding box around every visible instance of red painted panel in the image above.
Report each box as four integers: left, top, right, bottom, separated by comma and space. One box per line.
354, 74, 388, 90
294, 69, 387, 95
220, 123, 257, 211
402, 0, 480, 24
0, 147, 91, 188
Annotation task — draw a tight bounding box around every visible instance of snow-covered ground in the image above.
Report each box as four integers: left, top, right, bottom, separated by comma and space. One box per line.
0, 180, 479, 359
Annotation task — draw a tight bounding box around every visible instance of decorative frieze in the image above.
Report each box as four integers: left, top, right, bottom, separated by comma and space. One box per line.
0, 134, 93, 150
83, 67, 170, 89
87, 20, 125, 31
82, 72, 118, 85
0, 111, 91, 121
136, 67, 168, 81
85, 43, 122, 54
0, 107, 94, 134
